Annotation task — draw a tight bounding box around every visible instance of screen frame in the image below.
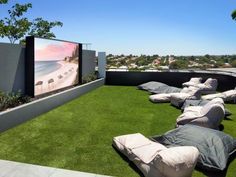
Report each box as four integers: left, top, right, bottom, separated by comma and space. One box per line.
25, 36, 82, 97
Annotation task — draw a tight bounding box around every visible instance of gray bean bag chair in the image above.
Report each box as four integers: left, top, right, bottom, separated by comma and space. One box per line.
176, 98, 225, 129
182, 77, 202, 87
138, 81, 181, 94
138, 81, 168, 93
151, 125, 236, 172
113, 133, 199, 177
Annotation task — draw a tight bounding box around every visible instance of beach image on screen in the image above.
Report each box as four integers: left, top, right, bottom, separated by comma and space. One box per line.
34, 38, 79, 96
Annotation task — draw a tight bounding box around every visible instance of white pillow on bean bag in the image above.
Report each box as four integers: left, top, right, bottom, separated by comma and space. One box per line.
149, 94, 171, 103
177, 98, 225, 129
202, 93, 225, 101
113, 133, 199, 177
223, 90, 236, 102
193, 78, 218, 94
182, 77, 202, 87
153, 146, 199, 177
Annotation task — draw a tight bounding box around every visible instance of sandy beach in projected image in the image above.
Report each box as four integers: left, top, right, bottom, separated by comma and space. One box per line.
34, 38, 79, 96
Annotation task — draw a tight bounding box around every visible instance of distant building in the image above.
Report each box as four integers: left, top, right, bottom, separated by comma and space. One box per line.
152, 58, 161, 65
210, 60, 216, 64
168, 56, 175, 64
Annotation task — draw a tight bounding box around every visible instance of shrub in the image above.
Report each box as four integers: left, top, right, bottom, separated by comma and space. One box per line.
231, 60, 236, 67
0, 91, 30, 111
82, 72, 97, 84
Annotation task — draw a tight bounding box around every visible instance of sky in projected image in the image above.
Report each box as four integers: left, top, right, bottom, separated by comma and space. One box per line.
35, 38, 77, 61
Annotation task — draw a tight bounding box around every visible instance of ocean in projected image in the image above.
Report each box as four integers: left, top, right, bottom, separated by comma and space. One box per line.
35, 61, 62, 78
34, 38, 79, 96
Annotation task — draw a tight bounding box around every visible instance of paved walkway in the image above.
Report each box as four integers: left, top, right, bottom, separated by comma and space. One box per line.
0, 160, 112, 177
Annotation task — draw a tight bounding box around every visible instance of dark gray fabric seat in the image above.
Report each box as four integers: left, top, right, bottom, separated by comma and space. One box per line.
137, 81, 181, 94
151, 125, 236, 172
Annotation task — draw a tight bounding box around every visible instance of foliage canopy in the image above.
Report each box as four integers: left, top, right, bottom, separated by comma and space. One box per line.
0, 2, 63, 43
232, 10, 236, 20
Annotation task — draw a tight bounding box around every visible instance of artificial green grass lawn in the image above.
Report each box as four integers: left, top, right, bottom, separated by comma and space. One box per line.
0, 86, 235, 177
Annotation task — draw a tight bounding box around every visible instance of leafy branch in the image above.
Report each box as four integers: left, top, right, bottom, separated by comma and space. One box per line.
0, 0, 8, 4
0, 2, 63, 44
232, 10, 236, 20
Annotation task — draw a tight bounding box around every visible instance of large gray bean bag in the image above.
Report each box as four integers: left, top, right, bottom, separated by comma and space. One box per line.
151, 125, 236, 171
181, 99, 211, 110
113, 133, 199, 177
152, 85, 182, 94
137, 81, 181, 94
176, 98, 225, 129
137, 81, 168, 93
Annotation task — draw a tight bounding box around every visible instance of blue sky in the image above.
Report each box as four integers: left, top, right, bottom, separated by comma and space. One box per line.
0, 0, 236, 55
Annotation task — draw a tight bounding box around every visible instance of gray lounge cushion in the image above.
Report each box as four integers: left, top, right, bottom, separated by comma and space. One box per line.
151, 125, 236, 171
137, 81, 168, 93
152, 85, 181, 94
181, 99, 210, 110
137, 81, 181, 94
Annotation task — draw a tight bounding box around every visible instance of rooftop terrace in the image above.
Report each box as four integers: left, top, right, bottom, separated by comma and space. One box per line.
0, 86, 235, 177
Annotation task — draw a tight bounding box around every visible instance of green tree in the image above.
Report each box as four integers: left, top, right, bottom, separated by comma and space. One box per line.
0, 3, 32, 43
0, 0, 8, 4
169, 60, 188, 69
29, 18, 63, 39
231, 60, 236, 67
232, 10, 236, 20
0, 2, 63, 44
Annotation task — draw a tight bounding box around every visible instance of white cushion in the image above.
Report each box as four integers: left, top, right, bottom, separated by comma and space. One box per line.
113, 133, 199, 177
149, 94, 171, 103
202, 89, 236, 102
182, 77, 202, 87
223, 90, 236, 102
202, 93, 225, 100
193, 78, 218, 94
113, 133, 166, 163
154, 146, 199, 177
183, 106, 202, 113
177, 99, 225, 129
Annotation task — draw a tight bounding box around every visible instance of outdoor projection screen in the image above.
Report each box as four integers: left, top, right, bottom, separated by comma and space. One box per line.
26, 36, 82, 97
